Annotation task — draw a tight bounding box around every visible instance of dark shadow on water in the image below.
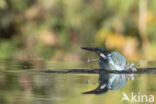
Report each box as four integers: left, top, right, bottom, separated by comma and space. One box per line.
26, 68, 156, 74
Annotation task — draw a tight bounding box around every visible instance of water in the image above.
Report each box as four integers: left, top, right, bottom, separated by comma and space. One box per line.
0, 60, 156, 104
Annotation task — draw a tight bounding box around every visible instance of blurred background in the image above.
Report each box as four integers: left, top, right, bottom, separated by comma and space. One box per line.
0, 0, 156, 69
0, 0, 156, 104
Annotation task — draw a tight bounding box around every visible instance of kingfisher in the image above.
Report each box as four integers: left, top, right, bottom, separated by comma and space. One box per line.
81, 47, 136, 94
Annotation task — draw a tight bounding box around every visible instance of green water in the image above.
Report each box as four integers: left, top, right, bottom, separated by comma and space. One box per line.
0, 61, 156, 104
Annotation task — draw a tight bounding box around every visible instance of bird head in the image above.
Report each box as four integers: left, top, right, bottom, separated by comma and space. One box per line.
81, 47, 109, 59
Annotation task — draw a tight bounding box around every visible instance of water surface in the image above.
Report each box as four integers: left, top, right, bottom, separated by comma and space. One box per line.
0, 60, 156, 104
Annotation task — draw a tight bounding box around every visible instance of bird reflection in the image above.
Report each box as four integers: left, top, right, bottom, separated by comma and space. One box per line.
81, 47, 136, 94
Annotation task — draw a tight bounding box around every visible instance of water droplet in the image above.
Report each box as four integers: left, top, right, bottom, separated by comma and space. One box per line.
86, 80, 90, 84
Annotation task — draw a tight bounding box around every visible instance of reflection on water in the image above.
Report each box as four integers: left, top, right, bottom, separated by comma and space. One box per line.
0, 61, 156, 104
82, 72, 135, 94
0, 72, 156, 104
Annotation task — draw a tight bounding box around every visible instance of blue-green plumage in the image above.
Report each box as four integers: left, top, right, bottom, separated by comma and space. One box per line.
81, 47, 135, 94
98, 51, 127, 90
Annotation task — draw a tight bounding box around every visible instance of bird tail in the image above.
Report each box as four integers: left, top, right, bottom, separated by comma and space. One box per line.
82, 85, 108, 94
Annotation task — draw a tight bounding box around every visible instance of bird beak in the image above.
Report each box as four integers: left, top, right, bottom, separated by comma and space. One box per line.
81, 47, 97, 52
81, 47, 107, 59
82, 84, 108, 94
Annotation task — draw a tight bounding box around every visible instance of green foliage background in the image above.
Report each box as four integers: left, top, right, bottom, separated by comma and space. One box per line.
0, 0, 156, 66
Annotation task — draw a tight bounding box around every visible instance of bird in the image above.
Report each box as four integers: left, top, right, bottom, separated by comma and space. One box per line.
81, 47, 136, 94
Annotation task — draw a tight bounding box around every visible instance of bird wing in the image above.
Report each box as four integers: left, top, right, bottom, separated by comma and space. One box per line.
109, 51, 127, 67
109, 74, 127, 90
